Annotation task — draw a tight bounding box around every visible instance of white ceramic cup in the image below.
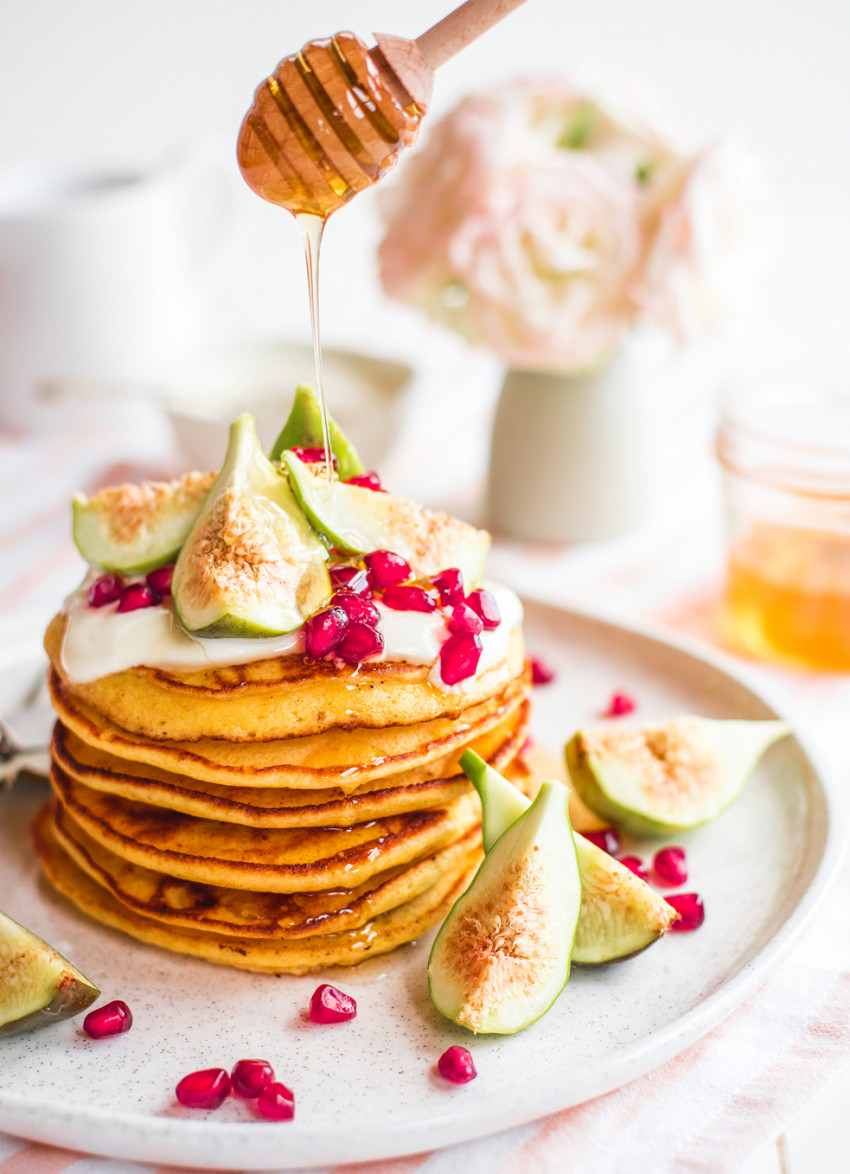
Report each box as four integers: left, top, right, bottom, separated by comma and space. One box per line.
0, 149, 236, 427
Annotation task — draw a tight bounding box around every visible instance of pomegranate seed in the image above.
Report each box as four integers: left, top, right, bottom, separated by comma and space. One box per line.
667, 892, 705, 932
603, 691, 636, 717
438, 1045, 477, 1084
431, 567, 465, 606
346, 471, 384, 492
364, 550, 411, 590
88, 574, 125, 608
448, 602, 484, 636
332, 592, 381, 626
466, 588, 501, 630
231, 1059, 275, 1098
290, 446, 336, 469
619, 855, 649, 882
83, 999, 133, 1039
329, 566, 371, 596
116, 583, 161, 612
257, 1081, 295, 1121
381, 584, 438, 613
583, 828, 621, 856
336, 621, 385, 664
145, 564, 174, 595
440, 632, 483, 685
653, 846, 688, 887
530, 656, 555, 685
175, 1068, 231, 1110
309, 984, 357, 1024
304, 606, 349, 658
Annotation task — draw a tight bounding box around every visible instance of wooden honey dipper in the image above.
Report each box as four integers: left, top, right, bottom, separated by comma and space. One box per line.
237, 0, 529, 218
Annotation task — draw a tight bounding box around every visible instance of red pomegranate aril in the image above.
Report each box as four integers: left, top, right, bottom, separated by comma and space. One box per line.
329, 566, 371, 596
530, 656, 555, 685
332, 592, 380, 626
304, 606, 349, 658
440, 632, 483, 685
438, 1045, 477, 1084
381, 584, 437, 613
83, 999, 133, 1039
336, 621, 385, 664
667, 892, 705, 932
309, 983, 357, 1024
290, 445, 336, 469
364, 549, 411, 590
583, 827, 621, 856
466, 588, 501, 630
175, 1067, 232, 1110
653, 846, 688, 887
346, 470, 384, 492
603, 691, 636, 717
116, 583, 161, 613
257, 1081, 295, 1121
88, 574, 125, 608
448, 602, 484, 636
231, 1059, 275, 1099
431, 567, 465, 606
145, 564, 174, 595
618, 855, 649, 882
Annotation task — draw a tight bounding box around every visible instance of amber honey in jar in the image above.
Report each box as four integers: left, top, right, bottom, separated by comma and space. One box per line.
717, 380, 850, 670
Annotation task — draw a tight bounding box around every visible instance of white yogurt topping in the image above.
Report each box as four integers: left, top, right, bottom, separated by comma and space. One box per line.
60, 579, 523, 690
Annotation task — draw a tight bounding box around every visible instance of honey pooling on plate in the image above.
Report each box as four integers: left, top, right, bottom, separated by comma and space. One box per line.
237, 32, 426, 219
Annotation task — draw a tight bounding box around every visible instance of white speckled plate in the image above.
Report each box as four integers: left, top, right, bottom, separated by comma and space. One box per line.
0, 601, 841, 1169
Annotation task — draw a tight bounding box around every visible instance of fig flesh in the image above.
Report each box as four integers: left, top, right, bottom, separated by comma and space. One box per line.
428, 779, 580, 1034
173, 414, 330, 637
72, 471, 216, 573
0, 908, 99, 1036
566, 716, 790, 837
284, 453, 491, 588
461, 750, 677, 963
269, 384, 364, 482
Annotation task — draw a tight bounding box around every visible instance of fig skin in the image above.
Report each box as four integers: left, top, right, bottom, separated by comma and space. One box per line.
269, 384, 364, 482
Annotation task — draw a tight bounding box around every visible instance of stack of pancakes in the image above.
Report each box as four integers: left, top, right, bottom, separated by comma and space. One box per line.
35, 614, 531, 974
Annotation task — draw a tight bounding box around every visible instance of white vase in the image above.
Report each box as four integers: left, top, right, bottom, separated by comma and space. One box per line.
487, 346, 653, 543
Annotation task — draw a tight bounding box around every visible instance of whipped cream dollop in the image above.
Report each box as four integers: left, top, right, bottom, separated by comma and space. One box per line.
60, 579, 523, 690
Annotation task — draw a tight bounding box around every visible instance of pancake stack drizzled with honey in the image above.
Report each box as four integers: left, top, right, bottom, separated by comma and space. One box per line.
35, 392, 531, 974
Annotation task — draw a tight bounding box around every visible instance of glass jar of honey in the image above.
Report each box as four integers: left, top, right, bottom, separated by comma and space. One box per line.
717, 380, 850, 670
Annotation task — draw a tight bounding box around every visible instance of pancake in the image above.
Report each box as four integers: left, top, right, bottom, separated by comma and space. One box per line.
50, 764, 481, 893
48, 665, 530, 791
52, 700, 529, 827
51, 799, 483, 939
33, 804, 478, 974
46, 613, 525, 742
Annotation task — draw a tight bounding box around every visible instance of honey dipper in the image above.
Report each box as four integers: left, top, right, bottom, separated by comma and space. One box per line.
237, 0, 529, 218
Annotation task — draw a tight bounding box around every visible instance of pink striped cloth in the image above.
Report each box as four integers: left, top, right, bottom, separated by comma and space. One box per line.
2, 385, 849, 1174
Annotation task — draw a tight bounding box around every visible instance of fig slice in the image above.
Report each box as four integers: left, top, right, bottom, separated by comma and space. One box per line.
283, 453, 491, 588
566, 716, 790, 837
428, 778, 580, 1035
72, 470, 216, 573
269, 384, 364, 482
173, 414, 330, 637
461, 750, 677, 964
0, 908, 99, 1036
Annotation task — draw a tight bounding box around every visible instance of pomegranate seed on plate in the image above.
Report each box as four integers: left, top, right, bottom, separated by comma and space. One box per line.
667, 892, 705, 932
257, 1082, 296, 1121
438, 1045, 477, 1084
431, 567, 464, 606
329, 566, 371, 596
440, 632, 483, 685
290, 446, 336, 468
304, 606, 349, 658
83, 999, 133, 1039
145, 564, 174, 595
364, 550, 411, 590
381, 584, 437, 613
88, 574, 125, 608
175, 1067, 232, 1110
448, 602, 484, 637
465, 588, 500, 630
603, 691, 636, 717
530, 656, 555, 685
231, 1059, 275, 1098
582, 828, 621, 856
116, 583, 161, 613
346, 471, 384, 491
618, 855, 649, 882
309, 983, 357, 1024
336, 621, 384, 664
332, 592, 380, 626
653, 846, 688, 887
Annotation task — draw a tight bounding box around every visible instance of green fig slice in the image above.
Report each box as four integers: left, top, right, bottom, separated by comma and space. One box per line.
269, 384, 364, 481
428, 779, 580, 1035
461, 749, 677, 963
566, 716, 791, 837
72, 470, 216, 573
173, 414, 330, 637
284, 453, 491, 587
0, 908, 100, 1036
